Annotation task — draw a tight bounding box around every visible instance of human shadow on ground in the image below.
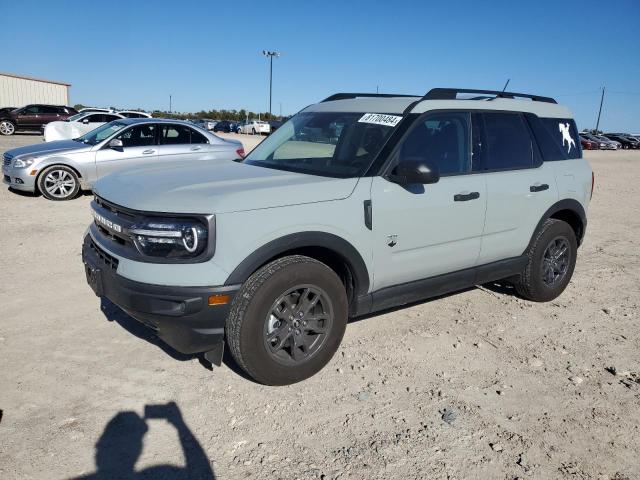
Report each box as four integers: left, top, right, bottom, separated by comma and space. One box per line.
70, 402, 215, 480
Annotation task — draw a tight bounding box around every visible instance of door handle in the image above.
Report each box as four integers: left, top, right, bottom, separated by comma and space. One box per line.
190, 146, 203, 151
530, 183, 549, 192
142, 149, 155, 154
454, 191, 480, 202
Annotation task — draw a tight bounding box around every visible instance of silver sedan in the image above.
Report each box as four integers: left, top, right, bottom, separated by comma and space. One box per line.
2, 118, 244, 200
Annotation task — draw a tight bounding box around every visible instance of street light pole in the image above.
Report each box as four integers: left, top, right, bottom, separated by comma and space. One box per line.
262, 50, 280, 115
595, 86, 605, 133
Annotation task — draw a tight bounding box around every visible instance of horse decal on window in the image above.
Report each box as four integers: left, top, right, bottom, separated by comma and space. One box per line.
559, 122, 576, 153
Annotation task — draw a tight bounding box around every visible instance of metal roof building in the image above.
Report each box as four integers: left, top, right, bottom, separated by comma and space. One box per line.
0, 72, 71, 108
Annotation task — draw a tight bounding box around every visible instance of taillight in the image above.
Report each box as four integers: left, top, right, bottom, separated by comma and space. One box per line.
591, 171, 595, 199
236, 147, 245, 159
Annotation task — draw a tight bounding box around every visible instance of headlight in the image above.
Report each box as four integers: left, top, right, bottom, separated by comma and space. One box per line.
130, 217, 209, 259
13, 156, 36, 168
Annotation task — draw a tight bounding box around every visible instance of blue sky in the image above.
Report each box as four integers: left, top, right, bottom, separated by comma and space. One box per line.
2, 0, 639, 131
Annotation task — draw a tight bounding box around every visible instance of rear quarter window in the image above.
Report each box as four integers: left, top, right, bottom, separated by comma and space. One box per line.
528, 116, 582, 161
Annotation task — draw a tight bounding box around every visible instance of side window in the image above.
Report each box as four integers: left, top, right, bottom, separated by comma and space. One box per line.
398, 112, 471, 175
117, 124, 156, 148
480, 112, 534, 170
86, 114, 103, 123
23, 106, 41, 114
41, 106, 60, 114
103, 114, 120, 122
539, 117, 582, 160
160, 125, 207, 144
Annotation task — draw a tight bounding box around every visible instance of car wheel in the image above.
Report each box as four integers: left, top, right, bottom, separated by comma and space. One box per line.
0, 120, 16, 136
37, 165, 80, 201
514, 218, 577, 302
226, 255, 348, 385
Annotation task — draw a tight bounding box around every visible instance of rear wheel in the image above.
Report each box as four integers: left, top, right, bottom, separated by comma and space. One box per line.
514, 219, 577, 302
0, 120, 15, 136
38, 165, 80, 201
226, 255, 348, 385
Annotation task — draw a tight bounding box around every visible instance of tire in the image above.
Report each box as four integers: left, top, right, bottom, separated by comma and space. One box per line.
226, 255, 348, 385
37, 165, 80, 201
0, 120, 16, 136
514, 218, 577, 302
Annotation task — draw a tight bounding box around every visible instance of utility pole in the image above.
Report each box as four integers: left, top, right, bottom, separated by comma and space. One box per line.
262, 50, 280, 115
595, 86, 605, 133
169, 94, 172, 113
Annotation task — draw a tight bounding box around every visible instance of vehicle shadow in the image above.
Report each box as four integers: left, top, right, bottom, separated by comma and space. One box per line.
99, 298, 256, 382
7, 187, 39, 198
69, 402, 215, 479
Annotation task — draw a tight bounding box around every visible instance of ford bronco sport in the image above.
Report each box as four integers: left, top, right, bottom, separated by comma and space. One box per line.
82, 88, 593, 385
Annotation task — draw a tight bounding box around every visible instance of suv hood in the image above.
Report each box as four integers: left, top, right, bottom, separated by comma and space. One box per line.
6, 139, 90, 158
93, 161, 359, 214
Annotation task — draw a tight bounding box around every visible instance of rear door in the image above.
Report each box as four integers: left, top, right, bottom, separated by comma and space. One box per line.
371, 111, 487, 290
95, 123, 158, 178
475, 112, 558, 264
156, 124, 211, 162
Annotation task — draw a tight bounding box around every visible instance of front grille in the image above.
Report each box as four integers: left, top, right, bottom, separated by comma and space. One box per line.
89, 238, 119, 270
92, 196, 136, 248
3, 153, 12, 166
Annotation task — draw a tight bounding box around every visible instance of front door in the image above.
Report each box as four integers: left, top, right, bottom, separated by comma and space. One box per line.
95, 123, 158, 179
371, 111, 487, 291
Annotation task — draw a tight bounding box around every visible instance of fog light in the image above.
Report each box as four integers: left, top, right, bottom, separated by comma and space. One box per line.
208, 294, 230, 306
14, 178, 24, 184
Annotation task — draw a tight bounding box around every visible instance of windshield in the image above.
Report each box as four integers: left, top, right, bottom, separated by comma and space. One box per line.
243, 111, 399, 177
74, 121, 126, 145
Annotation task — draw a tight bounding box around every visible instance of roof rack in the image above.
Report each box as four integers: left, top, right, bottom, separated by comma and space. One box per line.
321, 93, 418, 102
423, 88, 557, 104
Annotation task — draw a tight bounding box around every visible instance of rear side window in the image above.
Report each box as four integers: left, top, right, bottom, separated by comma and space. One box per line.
398, 112, 471, 175
161, 125, 208, 144
478, 112, 534, 170
534, 117, 582, 160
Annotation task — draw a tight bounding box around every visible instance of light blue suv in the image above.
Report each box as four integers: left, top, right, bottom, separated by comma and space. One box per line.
82, 88, 593, 385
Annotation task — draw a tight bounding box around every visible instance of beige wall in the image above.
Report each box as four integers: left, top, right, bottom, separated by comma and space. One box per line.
0, 74, 69, 107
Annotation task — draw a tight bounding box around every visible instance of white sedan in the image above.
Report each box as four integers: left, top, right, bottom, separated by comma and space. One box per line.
44, 112, 124, 142
238, 120, 271, 135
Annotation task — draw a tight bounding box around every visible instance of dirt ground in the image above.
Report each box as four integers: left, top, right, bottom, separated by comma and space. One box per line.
1, 132, 639, 480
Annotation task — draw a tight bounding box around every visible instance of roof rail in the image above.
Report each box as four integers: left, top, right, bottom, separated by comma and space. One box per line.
423, 88, 557, 104
321, 93, 418, 102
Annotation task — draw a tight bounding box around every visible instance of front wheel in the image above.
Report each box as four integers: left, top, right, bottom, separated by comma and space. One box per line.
226, 255, 348, 385
0, 120, 16, 136
514, 218, 577, 302
37, 165, 80, 201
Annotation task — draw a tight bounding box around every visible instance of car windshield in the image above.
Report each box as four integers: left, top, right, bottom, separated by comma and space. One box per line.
74, 121, 127, 145
243, 111, 398, 178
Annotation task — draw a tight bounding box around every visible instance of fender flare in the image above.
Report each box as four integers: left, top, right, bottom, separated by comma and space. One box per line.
526, 199, 587, 251
225, 231, 370, 295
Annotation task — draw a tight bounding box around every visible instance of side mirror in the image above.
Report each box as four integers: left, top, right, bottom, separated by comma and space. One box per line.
388, 160, 440, 185
108, 138, 123, 149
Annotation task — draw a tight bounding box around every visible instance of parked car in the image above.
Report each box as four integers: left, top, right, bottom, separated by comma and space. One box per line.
191, 119, 217, 130
117, 111, 151, 119
3, 118, 244, 200
579, 135, 599, 150
238, 119, 271, 135
0, 104, 78, 136
44, 112, 125, 142
604, 134, 639, 149
79, 107, 114, 114
580, 132, 617, 150
213, 120, 240, 133
81, 88, 592, 385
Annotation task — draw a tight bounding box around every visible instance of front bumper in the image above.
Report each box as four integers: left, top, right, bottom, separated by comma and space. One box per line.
82, 234, 239, 357
2, 164, 36, 192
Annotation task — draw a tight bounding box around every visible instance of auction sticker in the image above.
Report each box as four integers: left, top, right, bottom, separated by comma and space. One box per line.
358, 113, 403, 127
